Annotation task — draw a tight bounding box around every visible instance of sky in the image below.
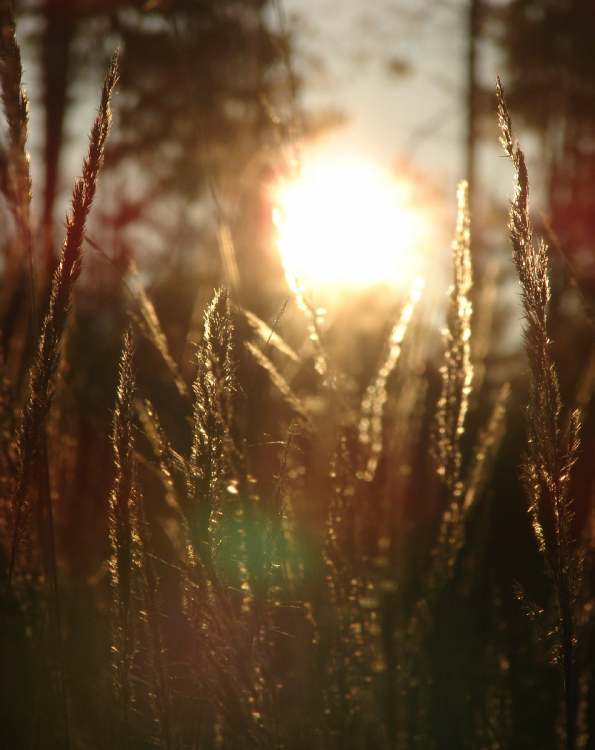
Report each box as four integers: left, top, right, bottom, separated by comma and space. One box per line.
18, 1, 525, 231
17, 0, 535, 271
13, 0, 532, 352
284, 1, 468, 185
281, 0, 529, 221
277, 0, 534, 355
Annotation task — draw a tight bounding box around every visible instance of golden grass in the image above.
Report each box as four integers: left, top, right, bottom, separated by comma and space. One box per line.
0, 16, 591, 747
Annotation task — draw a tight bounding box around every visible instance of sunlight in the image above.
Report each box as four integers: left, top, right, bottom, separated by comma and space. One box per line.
272, 156, 427, 290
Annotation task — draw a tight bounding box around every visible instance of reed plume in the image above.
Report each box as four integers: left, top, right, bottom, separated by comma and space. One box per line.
2, 4, 592, 742
429, 383, 509, 592
7, 51, 119, 584
497, 77, 583, 750
424, 180, 478, 594
434, 180, 473, 497
186, 288, 236, 572
0, 1, 33, 277
358, 276, 424, 481
0, 0, 37, 375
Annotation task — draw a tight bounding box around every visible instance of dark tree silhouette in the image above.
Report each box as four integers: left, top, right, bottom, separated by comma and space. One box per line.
488, 0, 595, 293
22, 0, 296, 283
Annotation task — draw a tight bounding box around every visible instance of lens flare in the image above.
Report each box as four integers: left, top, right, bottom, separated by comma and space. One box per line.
273, 157, 427, 290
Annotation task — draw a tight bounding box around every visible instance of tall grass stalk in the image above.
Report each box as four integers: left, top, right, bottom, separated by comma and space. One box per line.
434, 180, 473, 498
425, 179, 477, 594
135, 484, 173, 750
0, 0, 35, 335
127, 259, 189, 399
7, 51, 119, 585
358, 275, 424, 481
497, 77, 583, 750
0, 13, 591, 742
186, 288, 236, 576
108, 328, 138, 743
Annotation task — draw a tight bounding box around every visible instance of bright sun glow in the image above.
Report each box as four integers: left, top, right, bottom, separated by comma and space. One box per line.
273, 157, 427, 290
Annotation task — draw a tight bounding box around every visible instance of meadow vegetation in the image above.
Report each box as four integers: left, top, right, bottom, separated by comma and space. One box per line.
0, 7, 593, 749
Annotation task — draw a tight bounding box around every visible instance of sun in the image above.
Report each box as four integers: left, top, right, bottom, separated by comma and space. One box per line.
272, 156, 427, 291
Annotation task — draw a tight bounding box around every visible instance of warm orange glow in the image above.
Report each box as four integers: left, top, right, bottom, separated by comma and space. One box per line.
272, 157, 427, 290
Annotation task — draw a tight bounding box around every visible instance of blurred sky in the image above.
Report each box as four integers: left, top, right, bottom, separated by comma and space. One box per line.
279, 0, 535, 354
18, 0, 537, 263
14, 1, 531, 352
285, 0, 466, 179
19, 1, 527, 229
282, 0, 525, 216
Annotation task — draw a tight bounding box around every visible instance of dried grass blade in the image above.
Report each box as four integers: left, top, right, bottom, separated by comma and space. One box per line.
128, 260, 189, 398
245, 340, 309, 422
242, 307, 299, 362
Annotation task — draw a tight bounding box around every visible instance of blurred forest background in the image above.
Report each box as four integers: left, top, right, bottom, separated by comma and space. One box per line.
1, 1, 594, 748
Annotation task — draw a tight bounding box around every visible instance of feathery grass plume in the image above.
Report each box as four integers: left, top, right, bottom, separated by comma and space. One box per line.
245, 340, 310, 423
185, 291, 265, 707
108, 327, 139, 742
434, 180, 473, 497
426, 192, 508, 597
428, 383, 510, 592
357, 276, 424, 481
185, 294, 282, 743
497, 77, 583, 750
0, 0, 37, 376
0, 2, 33, 276
409, 181, 477, 641
186, 287, 235, 571
7, 51, 119, 585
